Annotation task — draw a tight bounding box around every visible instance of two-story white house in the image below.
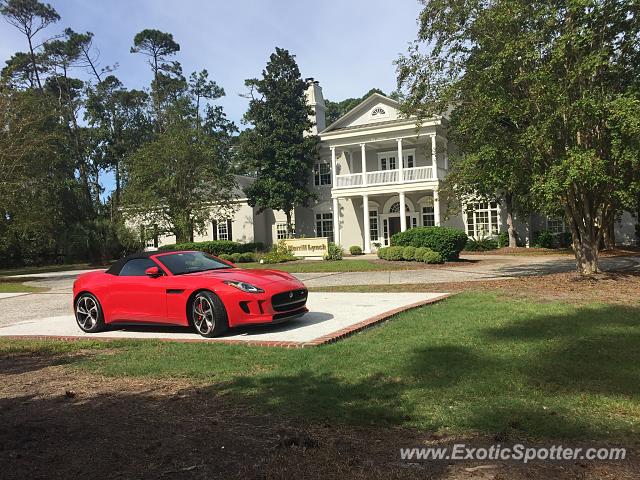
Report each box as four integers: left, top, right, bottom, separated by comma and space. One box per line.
148, 78, 638, 250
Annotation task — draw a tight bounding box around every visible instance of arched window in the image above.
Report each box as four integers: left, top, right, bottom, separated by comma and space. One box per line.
371, 107, 386, 117
389, 202, 409, 213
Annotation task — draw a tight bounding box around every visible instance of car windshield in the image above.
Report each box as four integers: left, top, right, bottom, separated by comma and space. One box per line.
157, 251, 232, 275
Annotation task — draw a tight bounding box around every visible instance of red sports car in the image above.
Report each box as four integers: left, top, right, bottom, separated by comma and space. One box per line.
72, 250, 308, 337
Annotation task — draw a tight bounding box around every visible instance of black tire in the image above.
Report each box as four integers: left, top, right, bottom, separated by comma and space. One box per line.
191, 291, 228, 338
74, 292, 105, 333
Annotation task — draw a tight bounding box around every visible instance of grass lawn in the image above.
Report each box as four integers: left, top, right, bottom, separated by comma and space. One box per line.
0, 281, 48, 293
3, 292, 639, 443
239, 259, 432, 272
0, 262, 98, 277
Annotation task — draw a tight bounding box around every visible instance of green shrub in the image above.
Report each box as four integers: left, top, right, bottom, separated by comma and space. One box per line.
324, 243, 344, 260
402, 246, 417, 260
159, 240, 265, 256
465, 237, 499, 251
377, 247, 389, 259
413, 247, 430, 261
422, 250, 444, 264
391, 226, 467, 260
218, 253, 233, 261
349, 245, 363, 255
260, 240, 297, 264
532, 230, 554, 248
385, 246, 405, 261
497, 231, 509, 248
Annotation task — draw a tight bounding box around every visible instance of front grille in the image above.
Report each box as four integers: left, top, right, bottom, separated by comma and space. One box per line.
271, 289, 308, 312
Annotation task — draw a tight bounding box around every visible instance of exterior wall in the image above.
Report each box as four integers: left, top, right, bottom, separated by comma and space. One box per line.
615, 210, 638, 246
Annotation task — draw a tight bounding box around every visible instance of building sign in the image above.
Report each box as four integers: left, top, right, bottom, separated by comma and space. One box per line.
283, 237, 329, 257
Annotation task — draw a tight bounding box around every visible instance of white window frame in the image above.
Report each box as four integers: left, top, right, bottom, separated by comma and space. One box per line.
464, 201, 500, 238
369, 209, 379, 242
377, 149, 416, 171
315, 212, 333, 238
217, 221, 229, 241
546, 217, 565, 234
313, 162, 331, 186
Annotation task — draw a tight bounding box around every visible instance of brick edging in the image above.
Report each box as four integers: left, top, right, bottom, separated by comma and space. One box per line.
2, 293, 453, 348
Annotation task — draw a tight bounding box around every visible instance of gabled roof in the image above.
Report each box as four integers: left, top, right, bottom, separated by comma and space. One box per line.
320, 93, 404, 134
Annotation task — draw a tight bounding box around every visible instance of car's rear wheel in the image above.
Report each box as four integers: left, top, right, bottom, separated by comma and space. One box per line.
191, 291, 228, 338
75, 293, 105, 333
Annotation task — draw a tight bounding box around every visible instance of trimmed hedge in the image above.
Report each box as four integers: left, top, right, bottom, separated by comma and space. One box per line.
402, 246, 416, 260
349, 245, 363, 255
391, 226, 468, 261
465, 237, 499, 251
158, 240, 265, 256
422, 250, 444, 264
377, 245, 443, 264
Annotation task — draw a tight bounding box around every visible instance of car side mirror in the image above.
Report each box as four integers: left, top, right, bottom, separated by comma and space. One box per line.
145, 266, 162, 278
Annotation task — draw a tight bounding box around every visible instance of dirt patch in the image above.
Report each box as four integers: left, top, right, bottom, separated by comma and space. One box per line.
0, 353, 638, 479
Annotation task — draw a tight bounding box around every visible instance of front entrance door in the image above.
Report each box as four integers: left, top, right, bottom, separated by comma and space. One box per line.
388, 217, 401, 238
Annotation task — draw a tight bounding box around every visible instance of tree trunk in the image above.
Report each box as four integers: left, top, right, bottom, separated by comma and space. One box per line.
504, 192, 517, 248
285, 210, 294, 239
567, 210, 600, 275
602, 214, 615, 250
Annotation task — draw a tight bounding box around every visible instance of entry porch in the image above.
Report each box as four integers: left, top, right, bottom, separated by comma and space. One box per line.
332, 189, 442, 253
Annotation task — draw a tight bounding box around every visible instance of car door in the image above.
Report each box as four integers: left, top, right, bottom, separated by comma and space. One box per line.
109, 258, 168, 322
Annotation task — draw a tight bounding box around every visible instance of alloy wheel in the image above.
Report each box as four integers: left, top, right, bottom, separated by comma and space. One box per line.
193, 295, 215, 335
76, 295, 98, 330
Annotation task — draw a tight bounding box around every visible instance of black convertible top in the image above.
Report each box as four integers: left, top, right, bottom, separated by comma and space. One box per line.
105, 250, 180, 275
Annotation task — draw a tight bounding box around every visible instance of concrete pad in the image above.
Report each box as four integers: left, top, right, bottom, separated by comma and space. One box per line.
0, 293, 29, 299
0, 292, 450, 347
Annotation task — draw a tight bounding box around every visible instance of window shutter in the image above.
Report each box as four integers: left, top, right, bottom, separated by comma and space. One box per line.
227, 219, 233, 241
212, 220, 218, 240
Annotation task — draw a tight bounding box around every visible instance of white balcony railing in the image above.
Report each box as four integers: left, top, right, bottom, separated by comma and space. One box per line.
335, 166, 434, 189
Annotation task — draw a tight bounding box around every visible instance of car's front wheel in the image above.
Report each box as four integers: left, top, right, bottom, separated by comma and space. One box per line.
75, 293, 105, 333
191, 291, 228, 338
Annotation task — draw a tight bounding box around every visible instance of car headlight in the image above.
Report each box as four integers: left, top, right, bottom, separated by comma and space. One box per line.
223, 281, 264, 293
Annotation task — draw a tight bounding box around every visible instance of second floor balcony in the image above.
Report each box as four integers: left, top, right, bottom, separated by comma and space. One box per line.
335, 165, 446, 189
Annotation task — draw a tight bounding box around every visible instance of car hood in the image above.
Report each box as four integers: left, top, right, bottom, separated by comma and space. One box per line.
186, 268, 301, 287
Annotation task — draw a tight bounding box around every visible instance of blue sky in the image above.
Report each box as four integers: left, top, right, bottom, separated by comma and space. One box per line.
1, 0, 422, 125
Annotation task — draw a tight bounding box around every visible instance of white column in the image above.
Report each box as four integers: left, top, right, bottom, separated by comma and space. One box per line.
330, 147, 337, 186
362, 194, 371, 253
431, 134, 437, 179
360, 143, 367, 186
397, 138, 403, 183
433, 188, 441, 226
399, 191, 407, 232
332, 197, 340, 244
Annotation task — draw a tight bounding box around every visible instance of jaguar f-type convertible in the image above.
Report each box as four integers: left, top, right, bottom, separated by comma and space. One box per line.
72, 250, 308, 337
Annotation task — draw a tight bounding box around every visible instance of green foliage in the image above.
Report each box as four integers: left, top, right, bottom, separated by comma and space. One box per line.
260, 241, 297, 264
422, 250, 444, 264
398, 0, 640, 274
324, 242, 343, 261
465, 237, 499, 252
349, 245, 363, 255
532, 231, 554, 249
384, 246, 405, 261
158, 240, 265, 256
402, 246, 416, 261
391, 227, 468, 261
413, 247, 430, 261
324, 88, 386, 125
497, 231, 509, 249
238, 48, 319, 234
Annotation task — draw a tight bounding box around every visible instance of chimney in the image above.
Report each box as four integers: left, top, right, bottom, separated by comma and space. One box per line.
304, 78, 326, 135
